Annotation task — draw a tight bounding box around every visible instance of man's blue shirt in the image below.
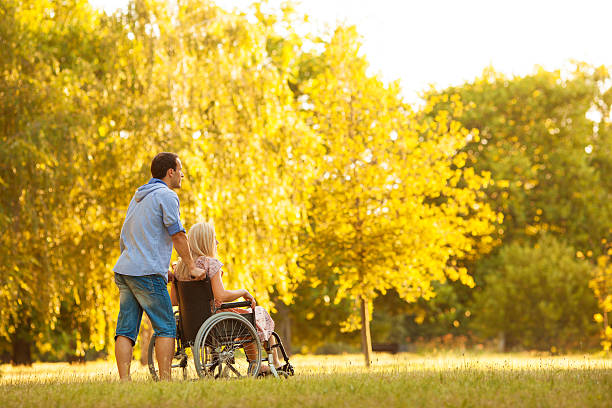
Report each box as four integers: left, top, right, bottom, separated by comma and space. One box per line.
113, 178, 185, 282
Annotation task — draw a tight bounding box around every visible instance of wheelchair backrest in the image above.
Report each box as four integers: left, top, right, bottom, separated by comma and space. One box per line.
174, 278, 215, 345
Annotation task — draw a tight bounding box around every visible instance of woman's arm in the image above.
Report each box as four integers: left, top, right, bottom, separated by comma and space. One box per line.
210, 271, 256, 308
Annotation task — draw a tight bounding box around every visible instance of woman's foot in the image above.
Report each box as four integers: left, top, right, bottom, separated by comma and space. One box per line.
258, 364, 284, 377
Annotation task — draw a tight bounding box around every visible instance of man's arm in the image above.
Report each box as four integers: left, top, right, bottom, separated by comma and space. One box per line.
171, 232, 205, 279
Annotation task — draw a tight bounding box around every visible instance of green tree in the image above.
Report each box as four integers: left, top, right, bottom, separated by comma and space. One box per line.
416, 65, 612, 349
473, 234, 599, 351
445, 66, 611, 250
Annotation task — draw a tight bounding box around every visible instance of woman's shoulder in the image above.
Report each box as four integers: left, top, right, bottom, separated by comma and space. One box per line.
195, 255, 223, 267
195, 256, 223, 277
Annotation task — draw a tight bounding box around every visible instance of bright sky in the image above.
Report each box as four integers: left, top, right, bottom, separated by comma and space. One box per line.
91, 0, 612, 102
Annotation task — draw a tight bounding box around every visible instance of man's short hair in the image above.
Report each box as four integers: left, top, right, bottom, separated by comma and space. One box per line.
151, 152, 179, 179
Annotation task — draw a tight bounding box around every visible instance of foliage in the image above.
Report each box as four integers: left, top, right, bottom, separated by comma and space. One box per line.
413, 65, 612, 351
276, 275, 359, 354
437, 65, 612, 251
473, 234, 599, 351
162, 0, 318, 307
590, 252, 612, 353
1, 0, 611, 362
0, 0, 315, 362
0, 0, 146, 362
373, 283, 476, 343
297, 26, 499, 361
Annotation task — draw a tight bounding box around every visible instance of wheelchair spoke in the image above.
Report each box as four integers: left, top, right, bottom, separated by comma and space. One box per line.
225, 362, 242, 378
232, 338, 254, 347
195, 313, 262, 379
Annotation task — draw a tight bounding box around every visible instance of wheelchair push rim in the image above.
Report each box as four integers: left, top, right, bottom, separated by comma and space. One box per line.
193, 312, 262, 379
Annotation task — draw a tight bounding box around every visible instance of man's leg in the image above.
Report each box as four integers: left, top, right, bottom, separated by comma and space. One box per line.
134, 275, 177, 381
114, 273, 143, 382
115, 336, 134, 381
155, 336, 175, 381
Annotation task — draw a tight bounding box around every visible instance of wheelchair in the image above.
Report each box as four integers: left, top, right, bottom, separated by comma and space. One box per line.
147, 276, 294, 380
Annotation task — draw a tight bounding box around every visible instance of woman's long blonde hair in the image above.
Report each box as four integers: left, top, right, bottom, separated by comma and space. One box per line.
174, 221, 216, 280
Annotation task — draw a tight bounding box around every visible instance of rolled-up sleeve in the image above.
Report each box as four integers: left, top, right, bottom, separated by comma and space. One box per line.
159, 191, 186, 236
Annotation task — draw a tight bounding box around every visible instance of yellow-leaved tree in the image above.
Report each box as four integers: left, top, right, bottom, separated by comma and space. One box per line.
161, 0, 319, 307
299, 26, 499, 365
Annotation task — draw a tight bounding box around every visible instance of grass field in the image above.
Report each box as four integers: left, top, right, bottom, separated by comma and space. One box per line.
1, 353, 611, 407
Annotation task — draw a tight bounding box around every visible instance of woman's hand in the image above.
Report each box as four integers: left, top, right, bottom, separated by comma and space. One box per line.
242, 290, 256, 309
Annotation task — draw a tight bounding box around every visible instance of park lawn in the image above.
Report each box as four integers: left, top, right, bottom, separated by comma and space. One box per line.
1, 353, 611, 408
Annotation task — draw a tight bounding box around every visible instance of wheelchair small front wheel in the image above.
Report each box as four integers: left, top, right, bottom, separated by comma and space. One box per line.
147, 335, 190, 381
193, 312, 262, 379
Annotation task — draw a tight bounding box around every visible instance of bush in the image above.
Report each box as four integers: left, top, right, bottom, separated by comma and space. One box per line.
473, 235, 599, 351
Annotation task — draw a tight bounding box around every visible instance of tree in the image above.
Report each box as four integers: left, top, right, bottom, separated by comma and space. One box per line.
417, 65, 612, 349
154, 0, 318, 308
299, 26, 499, 365
439, 66, 612, 250
590, 251, 612, 353
0, 0, 136, 363
0, 0, 193, 362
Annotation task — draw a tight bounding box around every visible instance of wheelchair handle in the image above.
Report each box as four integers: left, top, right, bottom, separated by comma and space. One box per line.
218, 301, 252, 309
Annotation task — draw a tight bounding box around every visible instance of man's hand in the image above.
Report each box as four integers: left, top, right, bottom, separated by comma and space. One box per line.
190, 266, 206, 280
171, 232, 205, 280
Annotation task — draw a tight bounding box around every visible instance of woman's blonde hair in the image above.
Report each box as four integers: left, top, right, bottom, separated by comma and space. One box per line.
174, 221, 216, 280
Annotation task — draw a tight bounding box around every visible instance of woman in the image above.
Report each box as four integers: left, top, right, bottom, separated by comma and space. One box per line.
173, 221, 281, 375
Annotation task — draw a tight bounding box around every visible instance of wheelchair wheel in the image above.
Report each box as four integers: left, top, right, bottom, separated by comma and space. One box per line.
193, 312, 262, 379
147, 335, 192, 381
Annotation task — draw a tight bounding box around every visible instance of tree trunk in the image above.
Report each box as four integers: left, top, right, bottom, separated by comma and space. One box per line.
360, 296, 372, 367
11, 336, 32, 366
275, 302, 292, 355
497, 331, 506, 352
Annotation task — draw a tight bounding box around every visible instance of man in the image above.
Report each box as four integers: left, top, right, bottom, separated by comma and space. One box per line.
113, 152, 204, 381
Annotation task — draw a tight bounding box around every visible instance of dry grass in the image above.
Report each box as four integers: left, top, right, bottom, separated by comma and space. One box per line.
1, 353, 611, 407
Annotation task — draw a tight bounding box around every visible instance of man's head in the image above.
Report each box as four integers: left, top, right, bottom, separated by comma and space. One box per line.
151, 152, 183, 189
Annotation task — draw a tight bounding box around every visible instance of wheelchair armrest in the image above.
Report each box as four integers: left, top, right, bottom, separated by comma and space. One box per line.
218, 301, 252, 309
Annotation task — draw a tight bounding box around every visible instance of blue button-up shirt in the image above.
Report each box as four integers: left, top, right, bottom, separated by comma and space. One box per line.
113, 178, 186, 282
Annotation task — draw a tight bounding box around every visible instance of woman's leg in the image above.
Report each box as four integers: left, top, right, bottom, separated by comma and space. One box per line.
243, 339, 258, 362
268, 336, 282, 368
